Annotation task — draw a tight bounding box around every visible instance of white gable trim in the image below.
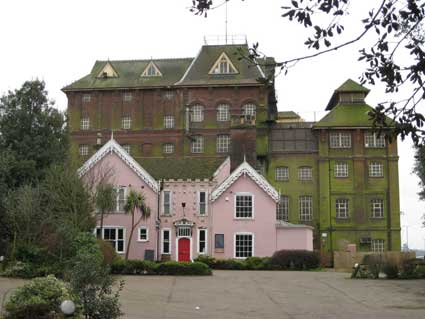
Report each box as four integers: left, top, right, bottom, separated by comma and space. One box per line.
208, 52, 238, 75
175, 48, 201, 84
97, 61, 119, 78
77, 138, 159, 193
212, 157, 231, 179
141, 61, 162, 77
211, 161, 279, 202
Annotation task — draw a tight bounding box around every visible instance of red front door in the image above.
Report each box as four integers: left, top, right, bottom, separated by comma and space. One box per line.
178, 238, 190, 262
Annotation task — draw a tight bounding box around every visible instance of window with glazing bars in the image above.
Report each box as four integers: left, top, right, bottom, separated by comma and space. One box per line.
334, 162, 348, 177
82, 94, 91, 103
235, 234, 253, 258
199, 191, 207, 215
217, 104, 230, 121
80, 117, 90, 130
162, 229, 170, 254
298, 166, 312, 181
242, 104, 256, 119
235, 195, 253, 218
336, 199, 349, 219
198, 229, 207, 254
372, 239, 384, 252
163, 143, 174, 154
329, 132, 351, 148
164, 115, 175, 129
369, 162, 383, 177
122, 144, 131, 154
177, 227, 192, 237
371, 199, 384, 218
163, 191, 171, 215
96, 227, 124, 253
299, 196, 313, 221
79, 144, 89, 156
115, 186, 126, 212
216, 135, 230, 153
275, 167, 289, 181
277, 196, 289, 221
365, 132, 385, 148
191, 135, 204, 153
123, 92, 132, 102
191, 105, 204, 122
121, 116, 131, 129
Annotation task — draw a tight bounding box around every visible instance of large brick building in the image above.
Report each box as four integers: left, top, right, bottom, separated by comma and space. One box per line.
63, 41, 401, 255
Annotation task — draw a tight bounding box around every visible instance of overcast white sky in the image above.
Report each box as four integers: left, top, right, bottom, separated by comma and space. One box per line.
0, 0, 423, 249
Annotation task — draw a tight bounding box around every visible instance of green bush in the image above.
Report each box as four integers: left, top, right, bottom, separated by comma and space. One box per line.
213, 258, 247, 270
194, 255, 216, 268
98, 239, 118, 265
5, 275, 72, 319
270, 250, 320, 270
382, 262, 399, 279
414, 265, 425, 279
399, 258, 417, 279
361, 254, 384, 279
111, 259, 211, 276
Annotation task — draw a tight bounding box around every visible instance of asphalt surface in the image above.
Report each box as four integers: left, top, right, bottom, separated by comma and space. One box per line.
1, 271, 424, 319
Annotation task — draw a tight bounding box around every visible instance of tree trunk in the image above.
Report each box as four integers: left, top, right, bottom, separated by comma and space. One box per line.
125, 209, 135, 260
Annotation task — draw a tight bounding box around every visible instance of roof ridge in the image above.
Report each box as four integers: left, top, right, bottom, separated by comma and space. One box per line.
96, 57, 194, 63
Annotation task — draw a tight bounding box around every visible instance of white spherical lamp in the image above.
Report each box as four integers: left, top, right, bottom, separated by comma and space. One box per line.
61, 300, 75, 316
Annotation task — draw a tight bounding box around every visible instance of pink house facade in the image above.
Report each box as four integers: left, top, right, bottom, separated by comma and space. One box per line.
79, 138, 313, 261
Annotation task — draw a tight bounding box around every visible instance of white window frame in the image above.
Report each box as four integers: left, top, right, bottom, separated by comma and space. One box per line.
161, 228, 171, 255
234, 232, 254, 259
242, 104, 256, 120
298, 166, 312, 181
82, 94, 91, 103
80, 117, 90, 130
277, 195, 289, 221
216, 135, 230, 153
162, 190, 172, 216
234, 192, 254, 219
217, 104, 230, 121
115, 186, 127, 212
275, 166, 289, 181
164, 115, 175, 129
191, 135, 204, 153
334, 162, 348, 178
121, 116, 132, 130
336, 198, 349, 219
299, 195, 313, 221
369, 162, 383, 177
365, 132, 385, 148
96, 226, 125, 254
191, 105, 204, 122
123, 92, 132, 102
371, 199, 384, 218
163, 143, 174, 154
198, 191, 207, 216
329, 132, 352, 148
197, 228, 208, 255
79, 144, 89, 156
372, 239, 385, 252
138, 226, 149, 242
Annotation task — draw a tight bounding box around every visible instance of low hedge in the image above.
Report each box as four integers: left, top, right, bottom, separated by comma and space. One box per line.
195, 250, 320, 271
111, 259, 211, 276
353, 256, 425, 279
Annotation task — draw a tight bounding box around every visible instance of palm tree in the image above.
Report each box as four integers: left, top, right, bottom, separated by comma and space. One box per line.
124, 189, 151, 260
95, 183, 116, 239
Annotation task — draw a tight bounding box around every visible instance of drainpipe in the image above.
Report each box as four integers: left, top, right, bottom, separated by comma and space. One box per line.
385, 144, 392, 250
156, 180, 163, 261
328, 146, 334, 267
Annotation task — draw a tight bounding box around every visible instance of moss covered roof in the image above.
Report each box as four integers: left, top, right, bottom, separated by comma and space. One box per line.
326, 79, 370, 110
178, 44, 264, 86
135, 157, 225, 180
278, 111, 300, 119
314, 103, 381, 128
63, 58, 193, 91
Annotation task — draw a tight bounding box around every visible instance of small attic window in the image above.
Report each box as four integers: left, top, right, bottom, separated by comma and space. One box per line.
339, 93, 365, 104
209, 52, 238, 75
141, 61, 162, 77
96, 62, 118, 78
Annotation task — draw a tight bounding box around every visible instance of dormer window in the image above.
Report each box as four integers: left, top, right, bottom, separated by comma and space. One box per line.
141, 61, 162, 77
339, 93, 365, 104
96, 61, 118, 78
209, 52, 238, 75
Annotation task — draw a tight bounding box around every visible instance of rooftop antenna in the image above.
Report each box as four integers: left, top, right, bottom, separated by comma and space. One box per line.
225, 0, 228, 44
110, 130, 114, 140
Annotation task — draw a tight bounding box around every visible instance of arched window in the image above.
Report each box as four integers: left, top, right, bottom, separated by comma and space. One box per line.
191, 104, 204, 122
217, 104, 230, 121
242, 104, 256, 119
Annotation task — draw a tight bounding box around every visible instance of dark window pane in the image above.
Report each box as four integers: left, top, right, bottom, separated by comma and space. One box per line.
215, 234, 224, 249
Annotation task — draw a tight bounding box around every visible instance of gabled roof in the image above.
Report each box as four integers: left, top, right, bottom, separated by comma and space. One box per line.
96, 61, 119, 78
141, 61, 162, 77
78, 138, 159, 193
63, 58, 193, 91
211, 160, 279, 202
177, 44, 265, 86
208, 52, 238, 74
326, 79, 370, 110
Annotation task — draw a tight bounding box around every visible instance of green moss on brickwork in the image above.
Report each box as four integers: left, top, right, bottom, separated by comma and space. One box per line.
69, 109, 80, 132
204, 137, 216, 156
256, 130, 268, 156
315, 104, 381, 128
135, 157, 225, 180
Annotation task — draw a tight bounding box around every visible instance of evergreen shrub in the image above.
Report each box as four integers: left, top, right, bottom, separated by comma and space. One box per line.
270, 250, 320, 270
382, 262, 399, 279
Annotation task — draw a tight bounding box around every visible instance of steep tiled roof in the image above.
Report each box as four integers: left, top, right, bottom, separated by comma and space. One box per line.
177, 44, 265, 86
135, 157, 226, 180
326, 79, 370, 110
63, 58, 193, 91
